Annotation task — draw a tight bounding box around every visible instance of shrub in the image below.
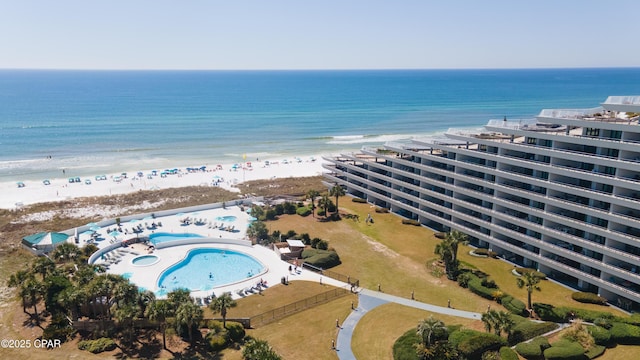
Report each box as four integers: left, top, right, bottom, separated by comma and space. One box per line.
392, 329, 420, 360
435, 232, 446, 239
317, 209, 326, 216
457, 272, 471, 288
587, 325, 611, 346
473, 248, 489, 256
206, 331, 228, 351
77, 338, 117, 354
514, 336, 550, 359
501, 295, 527, 316
593, 317, 613, 330
310, 237, 321, 248
509, 321, 558, 345
543, 339, 585, 360
584, 345, 606, 359
401, 219, 420, 226
42, 313, 75, 342
225, 321, 246, 343
571, 292, 607, 305
481, 278, 498, 289
468, 274, 497, 300
375, 207, 389, 213
499, 346, 519, 360
301, 249, 341, 268
449, 329, 506, 360
532, 303, 567, 323
515, 268, 547, 280
352, 197, 367, 203
609, 322, 640, 344
316, 240, 329, 250
296, 206, 311, 217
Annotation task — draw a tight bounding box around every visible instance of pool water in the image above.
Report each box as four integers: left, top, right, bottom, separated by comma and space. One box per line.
215, 215, 237, 222
157, 248, 265, 292
132, 255, 160, 266
149, 232, 203, 245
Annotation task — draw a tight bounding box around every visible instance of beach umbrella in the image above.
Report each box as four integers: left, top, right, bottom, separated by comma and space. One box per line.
109, 230, 123, 238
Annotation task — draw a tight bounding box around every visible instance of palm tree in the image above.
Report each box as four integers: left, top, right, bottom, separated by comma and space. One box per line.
51, 243, 80, 263
417, 316, 446, 347
494, 310, 515, 337
306, 189, 320, 217
175, 302, 203, 345
8, 270, 31, 313
23, 277, 45, 323
167, 288, 192, 308
33, 256, 56, 281
113, 302, 139, 344
136, 290, 155, 318
209, 292, 237, 328
445, 230, 468, 264
329, 184, 345, 215
317, 194, 332, 219
434, 230, 468, 279
146, 299, 173, 350
481, 310, 498, 335
57, 286, 86, 321
243, 338, 282, 360
516, 271, 541, 313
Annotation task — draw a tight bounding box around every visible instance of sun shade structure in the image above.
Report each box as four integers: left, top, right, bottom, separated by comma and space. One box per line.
22, 232, 69, 251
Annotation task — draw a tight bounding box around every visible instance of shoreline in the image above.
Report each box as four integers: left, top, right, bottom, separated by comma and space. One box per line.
1, 155, 328, 210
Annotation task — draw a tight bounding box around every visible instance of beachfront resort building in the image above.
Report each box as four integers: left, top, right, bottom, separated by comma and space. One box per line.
322, 96, 640, 310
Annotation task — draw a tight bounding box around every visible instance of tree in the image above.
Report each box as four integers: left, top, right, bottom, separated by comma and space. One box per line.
136, 290, 156, 318
247, 220, 268, 243
317, 194, 333, 219
113, 302, 139, 344
57, 287, 86, 321
250, 205, 265, 221
167, 288, 192, 308
209, 292, 237, 328
434, 230, 468, 280
481, 310, 514, 337
146, 299, 173, 350
51, 243, 80, 264
516, 271, 541, 313
175, 302, 203, 345
417, 316, 446, 347
330, 184, 345, 215
306, 189, 320, 218
23, 277, 45, 323
243, 338, 282, 360
33, 256, 56, 281
8, 270, 31, 313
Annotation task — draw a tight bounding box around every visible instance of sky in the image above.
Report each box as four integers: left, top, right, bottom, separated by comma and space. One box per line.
1, 0, 639, 70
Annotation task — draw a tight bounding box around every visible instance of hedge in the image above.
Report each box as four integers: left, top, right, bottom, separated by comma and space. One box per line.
226, 321, 246, 343
301, 249, 341, 268
587, 325, 611, 346
375, 207, 389, 213
571, 292, 607, 305
585, 345, 606, 359
514, 267, 547, 280
448, 329, 506, 360
514, 336, 550, 359
543, 339, 585, 360
499, 346, 519, 360
501, 295, 527, 316
77, 338, 117, 354
609, 322, 640, 344
296, 206, 311, 217
533, 303, 567, 323
508, 321, 558, 345
392, 329, 420, 360
401, 219, 420, 226
352, 197, 367, 203
467, 275, 496, 300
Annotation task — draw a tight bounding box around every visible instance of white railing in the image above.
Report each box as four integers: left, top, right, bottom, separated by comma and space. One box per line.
604, 96, 640, 105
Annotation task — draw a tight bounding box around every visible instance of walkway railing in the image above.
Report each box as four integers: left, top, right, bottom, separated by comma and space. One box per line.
302, 262, 360, 289
250, 287, 350, 327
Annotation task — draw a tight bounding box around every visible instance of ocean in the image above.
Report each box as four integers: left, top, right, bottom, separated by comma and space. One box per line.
1, 68, 639, 182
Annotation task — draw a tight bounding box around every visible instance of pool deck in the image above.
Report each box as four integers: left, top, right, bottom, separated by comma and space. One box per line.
84, 206, 348, 299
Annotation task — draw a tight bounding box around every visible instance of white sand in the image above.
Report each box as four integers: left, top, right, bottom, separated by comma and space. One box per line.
2, 156, 327, 210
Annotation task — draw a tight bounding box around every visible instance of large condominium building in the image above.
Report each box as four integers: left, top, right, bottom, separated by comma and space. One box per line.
323, 96, 640, 310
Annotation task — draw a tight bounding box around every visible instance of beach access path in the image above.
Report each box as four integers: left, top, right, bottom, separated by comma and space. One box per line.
335, 289, 482, 360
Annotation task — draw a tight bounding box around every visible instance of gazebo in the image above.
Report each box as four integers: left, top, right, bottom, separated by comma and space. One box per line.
22, 232, 69, 252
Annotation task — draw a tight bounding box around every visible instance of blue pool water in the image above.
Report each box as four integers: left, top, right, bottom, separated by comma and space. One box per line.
131, 255, 159, 266
215, 215, 237, 222
157, 248, 265, 292
149, 232, 203, 245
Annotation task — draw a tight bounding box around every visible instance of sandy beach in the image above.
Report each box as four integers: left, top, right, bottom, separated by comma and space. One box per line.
1, 156, 327, 210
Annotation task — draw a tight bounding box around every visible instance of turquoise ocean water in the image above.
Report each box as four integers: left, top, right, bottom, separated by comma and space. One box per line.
1, 68, 639, 182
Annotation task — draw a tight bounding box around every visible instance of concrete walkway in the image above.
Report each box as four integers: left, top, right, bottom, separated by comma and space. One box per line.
335, 289, 482, 360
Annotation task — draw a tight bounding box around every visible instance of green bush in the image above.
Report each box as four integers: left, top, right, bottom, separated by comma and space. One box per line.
499, 346, 519, 360
375, 207, 389, 213
584, 344, 606, 359
296, 206, 311, 217
501, 295, 527, 316
593, 317, 613, 330
532, 303, 568, 323
609, 322, 640, 344
352, 197, 367, 203
509, 321, 558, 345
467, 274, 497, 300
515, 268, 547, 280
42, 313, 75, 342
473, 248, 489, 256
435, 232, 446, 239
392, 329, 420, 360
317, 209, 326, 217
401, 219, 420, 226
514, 336, 550, 359
301, 249, 341, 268
587, 325, 611, 346
206, 331, 228, 351
449, 329, 506, 360
77, 338, 117, 354
571, 292, 607, 305
225, 321, 246, 343
316, 240, 329, 250
543, 339, 585, 360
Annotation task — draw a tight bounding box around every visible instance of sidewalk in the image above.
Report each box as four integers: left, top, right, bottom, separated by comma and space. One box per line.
335, 289, 482, 360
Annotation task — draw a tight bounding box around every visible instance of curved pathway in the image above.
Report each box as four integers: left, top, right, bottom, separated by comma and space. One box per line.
335, 289, 482, 360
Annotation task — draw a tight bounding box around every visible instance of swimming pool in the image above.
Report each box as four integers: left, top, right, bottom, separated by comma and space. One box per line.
157, 248, 265, 292
149, 232, 203, 245
215, 215, 237, 222
132, 255, 160, 266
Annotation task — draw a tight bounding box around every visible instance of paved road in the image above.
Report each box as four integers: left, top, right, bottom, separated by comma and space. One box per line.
335, 289, 482, 360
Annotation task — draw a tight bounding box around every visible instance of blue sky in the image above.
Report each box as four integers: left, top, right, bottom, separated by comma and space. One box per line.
1, 0, 639, 70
